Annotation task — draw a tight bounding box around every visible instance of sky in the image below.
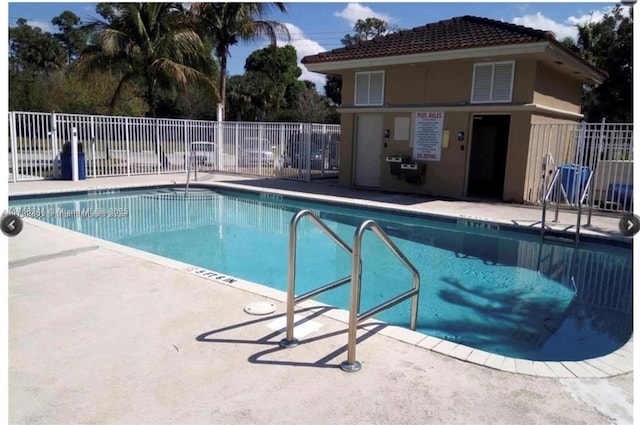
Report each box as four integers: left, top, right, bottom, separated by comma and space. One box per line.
6, 1, 629, 90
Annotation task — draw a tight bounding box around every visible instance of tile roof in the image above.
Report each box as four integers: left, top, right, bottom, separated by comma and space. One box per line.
302, 15, 560, 65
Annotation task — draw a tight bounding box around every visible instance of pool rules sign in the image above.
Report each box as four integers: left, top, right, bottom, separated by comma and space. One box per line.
413, 112, 444, 161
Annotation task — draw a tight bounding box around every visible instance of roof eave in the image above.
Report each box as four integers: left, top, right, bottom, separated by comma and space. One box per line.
545, 43, 607, 85
303, 41, 607, 85
303, 42, 550, 73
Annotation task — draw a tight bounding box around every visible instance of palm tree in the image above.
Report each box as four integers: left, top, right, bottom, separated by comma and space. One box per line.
190, 3, 290, 119
80, 2, 217, 117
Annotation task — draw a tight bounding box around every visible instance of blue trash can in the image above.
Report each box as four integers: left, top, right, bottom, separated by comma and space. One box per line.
607, 183, 633, 211
556, 164, 590, 204
60, 142, 86, 180
60, 153, 86, 180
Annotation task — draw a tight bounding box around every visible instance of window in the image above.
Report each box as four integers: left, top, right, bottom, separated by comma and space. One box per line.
471, 61, 515, 103
355, 71, 385, 106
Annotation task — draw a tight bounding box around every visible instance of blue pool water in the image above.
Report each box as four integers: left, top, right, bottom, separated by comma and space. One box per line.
10, 187, 633, 361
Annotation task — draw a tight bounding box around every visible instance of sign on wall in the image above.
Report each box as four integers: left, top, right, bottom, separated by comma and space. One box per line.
413, 112, 444, 161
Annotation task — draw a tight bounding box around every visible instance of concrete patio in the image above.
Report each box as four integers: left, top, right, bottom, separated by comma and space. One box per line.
7, 173, 634, 424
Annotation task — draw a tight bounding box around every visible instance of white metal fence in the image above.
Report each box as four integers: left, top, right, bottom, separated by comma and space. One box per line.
8, 111, 340, 183
525, 121, 633, 213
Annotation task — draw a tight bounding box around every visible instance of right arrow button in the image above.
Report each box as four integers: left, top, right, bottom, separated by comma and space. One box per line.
619, 214, 640, 237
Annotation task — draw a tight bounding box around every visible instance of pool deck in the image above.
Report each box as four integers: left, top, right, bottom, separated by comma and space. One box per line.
8, 173, 635, 425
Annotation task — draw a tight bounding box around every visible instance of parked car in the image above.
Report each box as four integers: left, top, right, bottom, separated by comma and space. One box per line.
188, 141, 215, 166
285, 132, 336, 170
240, 137, 275, 167
288, 144, 324, 170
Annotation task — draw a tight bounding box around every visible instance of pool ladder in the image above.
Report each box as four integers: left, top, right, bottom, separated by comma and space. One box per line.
540, 167, 593, 245
279, 210, 421, 372
185, 141, 215, 194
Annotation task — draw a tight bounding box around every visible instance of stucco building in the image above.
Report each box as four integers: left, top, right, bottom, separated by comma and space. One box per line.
302, 16, 606, 202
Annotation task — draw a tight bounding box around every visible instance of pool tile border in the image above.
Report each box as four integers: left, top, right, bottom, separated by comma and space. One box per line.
12, 185, 634, 379
208, 183, 632, 248
9, 181, 632, 247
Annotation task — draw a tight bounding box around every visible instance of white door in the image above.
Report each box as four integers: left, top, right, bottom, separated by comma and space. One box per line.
355, 115, 383, 187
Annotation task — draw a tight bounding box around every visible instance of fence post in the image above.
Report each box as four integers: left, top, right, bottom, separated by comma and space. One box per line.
90, 116, 97, 178
553, 125, 563, 222
575, 123, 585, 242
9, 112, 18, 183
216, 103, 224, 171
184, 119, 189, 175
50, 112, 60, 179
279, 124, 285, 178
304, 123, 311, 181
587, 118, 607, 223
125, 117, 131, 176
321, 123, 327, 178
234, 122, 239, 170
155, 119, 161, 174
71, 127, 79, 181
258, 123, 265, 175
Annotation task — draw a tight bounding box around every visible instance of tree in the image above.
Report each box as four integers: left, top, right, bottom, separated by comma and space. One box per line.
9, 18, 66, 74
559, 37, 579, 54
324, 74, 342, 107
52, 11, 87, 64
9, 18, 66, 111
244, 45, 306, 118
50, 69, 147, 115
79, 3, 217, 117
190, 3, 290, 119
324, 17, 391, 105
294, 84, 332, 123
226, 71, 278, 121
571, 6, 632, 122
341, 17, 390, 45
174, 80, 219, 120
9, 66, 147, 115
226, 74, 253, 120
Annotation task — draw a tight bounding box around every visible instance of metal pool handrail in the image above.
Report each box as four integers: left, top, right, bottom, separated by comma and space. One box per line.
340, 220, 421, 373
541, 166, 593, 245
279, 210, 354, 348
279, 211, 421, 373
185, 141, 215, 194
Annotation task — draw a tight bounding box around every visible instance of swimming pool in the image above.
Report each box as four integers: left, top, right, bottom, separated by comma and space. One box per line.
10, 186, 633, 361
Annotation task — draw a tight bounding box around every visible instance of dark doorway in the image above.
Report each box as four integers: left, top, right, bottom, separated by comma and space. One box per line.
467, 115, 511, 199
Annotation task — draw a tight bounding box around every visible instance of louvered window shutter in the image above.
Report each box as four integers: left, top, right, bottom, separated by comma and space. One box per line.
355, 73, 370, 106
355, 71, 385, 106
471, 62, 514, 103
368, 72, 384, 105
492, 62, 514, 102
472, 64, 493, 103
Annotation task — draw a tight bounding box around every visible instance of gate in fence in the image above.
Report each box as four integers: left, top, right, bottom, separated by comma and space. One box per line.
525, 121, 633, 214
8, 111, 340, 183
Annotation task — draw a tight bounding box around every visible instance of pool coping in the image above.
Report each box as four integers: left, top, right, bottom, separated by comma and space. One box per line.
9, 180, 633, 248
11, 183, 634, 379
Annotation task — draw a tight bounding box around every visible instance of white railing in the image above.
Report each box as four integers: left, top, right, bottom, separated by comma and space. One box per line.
526, 121, 633, 213
8, 111, 340, 183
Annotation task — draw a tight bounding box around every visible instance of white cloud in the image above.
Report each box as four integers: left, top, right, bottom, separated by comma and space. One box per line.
333, 3, 393, 28
13, 20, 54, 33
278, 23, 327, 89
512, 6, 628, 42
566, 11, 606, 27
512, 12, 578, 40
